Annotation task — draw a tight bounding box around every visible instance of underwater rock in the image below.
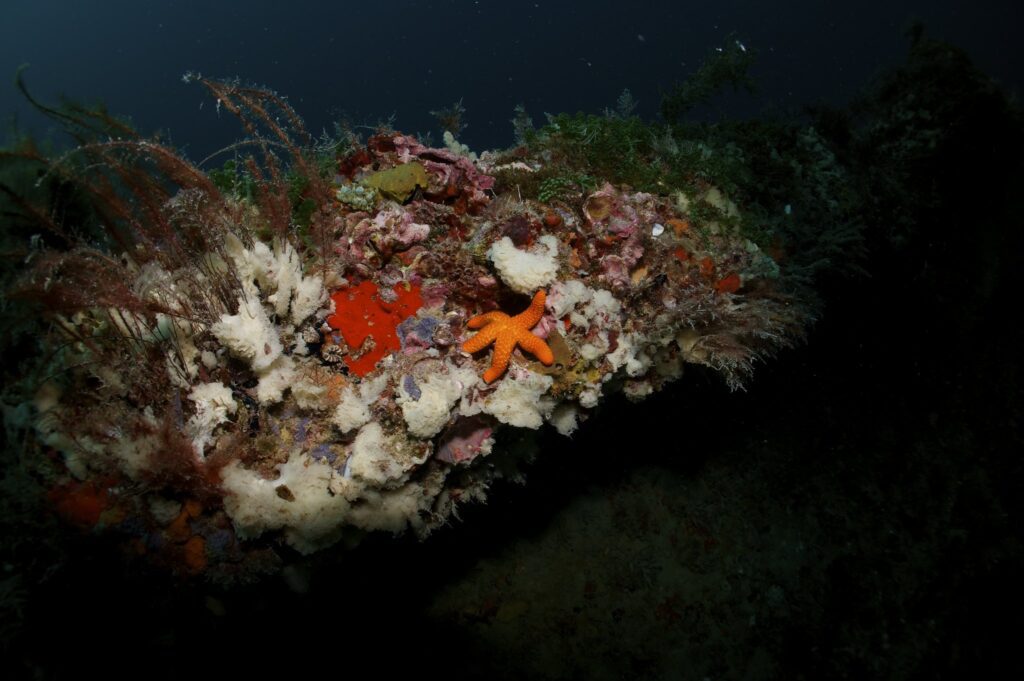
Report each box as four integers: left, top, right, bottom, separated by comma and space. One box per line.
8, 79, 810, 576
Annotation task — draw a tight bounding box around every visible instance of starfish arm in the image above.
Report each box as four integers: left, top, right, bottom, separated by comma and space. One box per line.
483, 332, 518, 383
467, 311, 507, 329
512, 290, 547, 329
482, 364, 503, 384
517, 331, 555, 365
462, 325, 498, 354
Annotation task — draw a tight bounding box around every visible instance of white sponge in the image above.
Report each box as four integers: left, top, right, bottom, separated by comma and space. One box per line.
211, 292, 282, 372
396, 365, 477, 438
186, 382, 237, 456
220, 452, 349, 554
488, 234, 560, 294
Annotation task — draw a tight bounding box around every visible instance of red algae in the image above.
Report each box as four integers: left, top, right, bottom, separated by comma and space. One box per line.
327, 280, 423, 376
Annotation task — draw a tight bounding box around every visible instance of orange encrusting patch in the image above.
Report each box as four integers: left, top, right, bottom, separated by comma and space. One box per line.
48, 481, 109, 528
324, 374, 349, 404
715, 272, 742, 294
327, 280, 423, 377
183, 535, 207, 573
699, 257, 716, 278
167, 499, 203, 542
543, 211, 563, 228
666, 217, 691, 237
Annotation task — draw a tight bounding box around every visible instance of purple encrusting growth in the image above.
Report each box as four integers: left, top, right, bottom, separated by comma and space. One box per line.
206, 529, 234, 555
172, 390, 183, 429
377, 284, 399, 303
397, 315, 439, 351
310, 444, 337, 463
267, 416, 281, 436
416, 316, 439, 339
403, 374, 422, 400
295, 418, 310, 444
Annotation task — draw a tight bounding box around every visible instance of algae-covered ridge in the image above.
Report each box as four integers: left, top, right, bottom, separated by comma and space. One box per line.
0, 63, 844, 579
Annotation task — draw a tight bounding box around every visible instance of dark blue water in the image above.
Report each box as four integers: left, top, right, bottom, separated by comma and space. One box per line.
2, 0, 1021, 157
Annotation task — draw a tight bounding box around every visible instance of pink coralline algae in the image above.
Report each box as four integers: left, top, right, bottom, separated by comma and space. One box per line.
343, 206, 431, 266
373, 134, 495, 214
436, 417, 495, 464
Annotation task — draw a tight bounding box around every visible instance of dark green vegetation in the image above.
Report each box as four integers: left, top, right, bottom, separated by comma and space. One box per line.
1, 30, 1021, 679
493, 38, 860, 289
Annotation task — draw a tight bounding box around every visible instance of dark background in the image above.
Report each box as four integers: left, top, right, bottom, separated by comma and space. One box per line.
2, 0, 1022, 155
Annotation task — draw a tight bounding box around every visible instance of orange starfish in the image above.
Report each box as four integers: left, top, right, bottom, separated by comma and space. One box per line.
462, 290, 555, 383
